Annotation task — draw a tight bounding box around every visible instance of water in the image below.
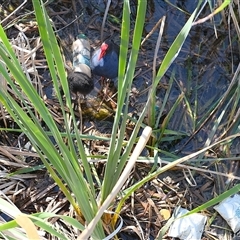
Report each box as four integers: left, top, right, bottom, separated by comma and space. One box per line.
139, 0, 240, 155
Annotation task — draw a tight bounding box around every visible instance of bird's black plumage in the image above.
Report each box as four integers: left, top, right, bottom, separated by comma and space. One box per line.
67, 71, 94, 96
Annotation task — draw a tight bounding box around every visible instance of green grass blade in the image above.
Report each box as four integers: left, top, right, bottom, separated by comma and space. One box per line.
101, 0, 147, 203
182, 183, 240, 217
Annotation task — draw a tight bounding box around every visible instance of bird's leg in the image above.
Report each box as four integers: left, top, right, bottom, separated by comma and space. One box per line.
97, 79, 117, 110
96, 77, 107, 110
77, 94, 83, 134
100, 76, 105, 87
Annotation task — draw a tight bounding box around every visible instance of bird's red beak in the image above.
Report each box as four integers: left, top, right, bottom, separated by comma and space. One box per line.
98, 42, 108, 60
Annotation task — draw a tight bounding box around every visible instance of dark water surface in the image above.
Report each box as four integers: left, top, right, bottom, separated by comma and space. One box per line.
140, 0, 239, 156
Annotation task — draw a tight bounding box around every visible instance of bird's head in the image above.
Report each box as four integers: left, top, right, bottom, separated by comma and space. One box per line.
98, 42, 109, 60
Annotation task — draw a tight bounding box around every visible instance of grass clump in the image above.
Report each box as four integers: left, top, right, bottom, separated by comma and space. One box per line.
0, 0, 239, 239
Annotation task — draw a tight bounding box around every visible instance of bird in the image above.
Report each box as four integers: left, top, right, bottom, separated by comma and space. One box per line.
90, 39, 119, 79
67, 71, 94, 96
